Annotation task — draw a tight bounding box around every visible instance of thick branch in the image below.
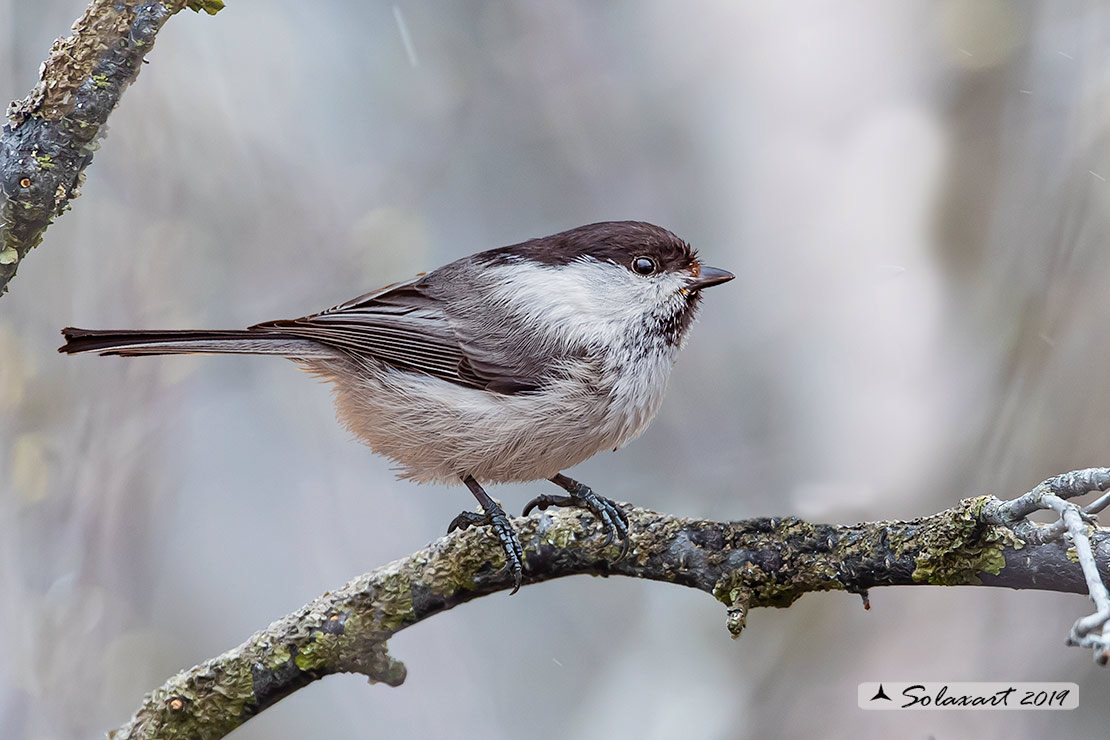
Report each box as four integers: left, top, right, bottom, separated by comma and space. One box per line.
0, 0, 223, 296
112, 495, 1109, 739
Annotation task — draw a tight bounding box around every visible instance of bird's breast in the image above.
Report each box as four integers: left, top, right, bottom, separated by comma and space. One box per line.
600, 340, 678, 444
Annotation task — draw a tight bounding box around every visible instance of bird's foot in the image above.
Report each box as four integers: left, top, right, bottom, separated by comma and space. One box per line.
448, 498, 524, 594
523, 475, 631, 560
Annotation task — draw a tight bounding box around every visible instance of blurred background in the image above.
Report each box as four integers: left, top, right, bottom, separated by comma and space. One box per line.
2, 0, 1109, 737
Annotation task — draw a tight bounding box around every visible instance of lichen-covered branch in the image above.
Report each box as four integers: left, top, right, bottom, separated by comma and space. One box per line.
112, 487, 1110, 740
0, 0, 223, 296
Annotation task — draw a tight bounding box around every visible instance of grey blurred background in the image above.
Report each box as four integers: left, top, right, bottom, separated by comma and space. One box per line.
2, 0, 1109, 737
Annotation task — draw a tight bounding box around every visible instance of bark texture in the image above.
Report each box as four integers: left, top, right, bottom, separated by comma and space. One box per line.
0, 0, 223, 295
111, 497, 1108, 739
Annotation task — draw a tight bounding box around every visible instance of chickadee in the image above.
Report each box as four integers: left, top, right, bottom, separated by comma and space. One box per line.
59, 221, 733, 592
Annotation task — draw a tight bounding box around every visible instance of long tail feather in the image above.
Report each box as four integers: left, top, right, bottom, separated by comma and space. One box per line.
58, 327, 334, 358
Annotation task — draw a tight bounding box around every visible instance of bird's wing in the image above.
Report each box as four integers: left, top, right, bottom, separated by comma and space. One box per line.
251, 277, 542, 394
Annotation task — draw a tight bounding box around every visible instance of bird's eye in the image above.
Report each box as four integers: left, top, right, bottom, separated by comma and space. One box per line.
632, 256, 658, 275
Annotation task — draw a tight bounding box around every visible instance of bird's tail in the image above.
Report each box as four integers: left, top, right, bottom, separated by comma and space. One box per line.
58, 327, 334, 358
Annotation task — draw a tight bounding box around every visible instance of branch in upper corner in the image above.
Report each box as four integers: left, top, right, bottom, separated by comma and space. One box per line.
0, 0, 223, 296
111, 473, 1110, 740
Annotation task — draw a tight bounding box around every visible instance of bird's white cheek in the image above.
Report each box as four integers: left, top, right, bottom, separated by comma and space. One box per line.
487, 260, 672, 340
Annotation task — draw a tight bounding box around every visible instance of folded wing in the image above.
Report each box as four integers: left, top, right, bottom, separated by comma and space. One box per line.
252, 278, 542, 394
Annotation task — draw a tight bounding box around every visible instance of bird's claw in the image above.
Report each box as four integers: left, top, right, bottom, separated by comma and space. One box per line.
522, 493, 574, 517
447, 510, 486, 533
448, 504, 524, 594
523, 482, 631, 560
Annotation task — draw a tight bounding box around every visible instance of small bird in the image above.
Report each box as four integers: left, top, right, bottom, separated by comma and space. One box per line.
60, 221, 733, 592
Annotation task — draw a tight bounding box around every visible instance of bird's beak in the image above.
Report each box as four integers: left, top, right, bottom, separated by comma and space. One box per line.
685, 265, 734, 292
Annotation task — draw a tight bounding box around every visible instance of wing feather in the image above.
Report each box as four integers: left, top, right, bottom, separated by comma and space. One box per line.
252, 277, 542, 393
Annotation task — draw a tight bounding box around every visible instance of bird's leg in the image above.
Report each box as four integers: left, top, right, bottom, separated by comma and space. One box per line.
523, 473, 631, 559
447, 475, 524, 594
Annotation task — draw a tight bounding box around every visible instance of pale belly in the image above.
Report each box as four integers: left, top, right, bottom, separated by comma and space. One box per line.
312, 355, 672, 485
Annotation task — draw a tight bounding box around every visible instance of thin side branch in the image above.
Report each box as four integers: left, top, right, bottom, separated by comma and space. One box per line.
113, 479, 1110, 740
0, 0, 223, 296
983, 467, 1110, 663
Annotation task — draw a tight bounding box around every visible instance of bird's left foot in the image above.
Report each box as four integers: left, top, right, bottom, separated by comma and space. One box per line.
523, 473, 631, 559
450, 476, 525, 594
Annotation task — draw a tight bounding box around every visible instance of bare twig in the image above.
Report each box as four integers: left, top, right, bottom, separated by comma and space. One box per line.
0, 0, 224, 296
113, 478, 1110, 740
983, 467, 1110, 664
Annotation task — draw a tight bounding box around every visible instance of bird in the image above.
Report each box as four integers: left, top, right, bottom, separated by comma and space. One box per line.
59, 221, 734, 592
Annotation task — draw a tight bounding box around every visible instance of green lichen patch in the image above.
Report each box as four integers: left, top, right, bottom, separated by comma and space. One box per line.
710, 516, 848, 616
9, 0, 134, 121
132, 661, 257, 739
712, 557, 835, 614
371, 570, 416, 633
186, 0, 225, 14
540, 518, 578, 550
293, 630, 340, 672
712, 568, 755, 608
268, 643, 291, 669
421, 536, 489, 595
909, 496, 1021, 585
